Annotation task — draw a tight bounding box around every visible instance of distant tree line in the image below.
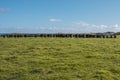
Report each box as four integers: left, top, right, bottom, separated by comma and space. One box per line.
115, 32, 120, 35
0, 33, 117, 38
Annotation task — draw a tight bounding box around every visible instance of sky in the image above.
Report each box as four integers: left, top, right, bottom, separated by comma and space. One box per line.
0, 0, 120, 33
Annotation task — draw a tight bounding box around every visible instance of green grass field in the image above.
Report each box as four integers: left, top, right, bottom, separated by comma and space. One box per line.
0, 38, 120, 80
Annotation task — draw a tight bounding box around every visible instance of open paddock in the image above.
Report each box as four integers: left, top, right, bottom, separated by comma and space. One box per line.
0, 38, 120, 80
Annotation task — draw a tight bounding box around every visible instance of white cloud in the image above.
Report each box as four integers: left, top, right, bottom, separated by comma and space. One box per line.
112, 24, 120, 30
100, 25, 108, 28
72, 21, 120, 32
113, 24, 119, 28
74, 21, 108, 29
91, 24, 99, 28
49, 18, 62, 22
0, 8, 11, 13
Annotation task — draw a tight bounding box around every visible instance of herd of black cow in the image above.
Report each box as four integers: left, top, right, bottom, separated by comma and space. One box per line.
0, 33, 117, 38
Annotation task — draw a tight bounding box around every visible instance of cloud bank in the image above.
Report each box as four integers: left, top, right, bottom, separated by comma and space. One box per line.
0, 21, 120, 33
73, 21, 120, 32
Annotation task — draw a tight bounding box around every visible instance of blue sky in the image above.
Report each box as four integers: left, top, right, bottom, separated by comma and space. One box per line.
0, 0, 120, 33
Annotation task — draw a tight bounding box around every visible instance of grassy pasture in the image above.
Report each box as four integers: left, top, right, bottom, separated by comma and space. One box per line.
0, 37, 120, 80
